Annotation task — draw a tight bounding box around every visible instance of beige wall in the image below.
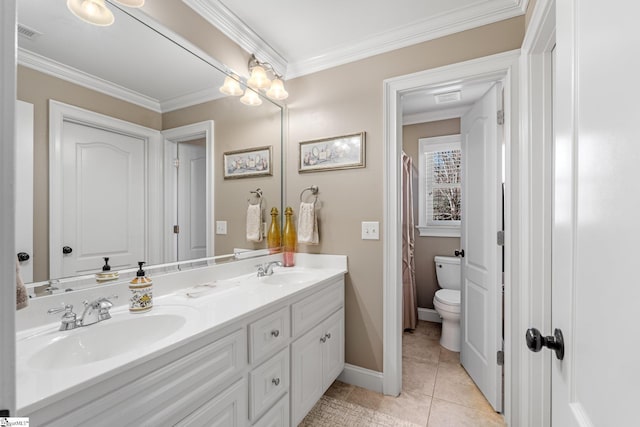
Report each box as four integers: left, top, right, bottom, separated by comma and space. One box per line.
17, 66, 162, 282
285, 17, 524, 372
403, 119, 461, 309
162, 98, 282, 255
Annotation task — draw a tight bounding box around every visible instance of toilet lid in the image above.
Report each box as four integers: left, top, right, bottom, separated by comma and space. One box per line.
435, 289, 460, 305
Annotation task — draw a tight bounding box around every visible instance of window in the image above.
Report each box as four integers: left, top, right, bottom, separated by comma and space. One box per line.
417, 134, 461, 237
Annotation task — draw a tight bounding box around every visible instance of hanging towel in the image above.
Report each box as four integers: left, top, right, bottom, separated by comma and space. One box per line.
297, 202, 319, 244
246, 203, 263, 242
16, 259, 28, 310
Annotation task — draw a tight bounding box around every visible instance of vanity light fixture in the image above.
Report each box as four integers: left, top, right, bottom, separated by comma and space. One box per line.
67, 0, 145, 27
220, 54, 289, 105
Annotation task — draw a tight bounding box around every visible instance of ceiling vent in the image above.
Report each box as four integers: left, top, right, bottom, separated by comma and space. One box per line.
17, 24, 42, 41
434, 91, 461, 104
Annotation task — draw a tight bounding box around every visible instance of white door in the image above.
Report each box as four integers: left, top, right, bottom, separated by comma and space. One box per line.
56, 121, 146, 277
547, 1, 640, 425
15, 100, 33, 282
177, 139, 207, 261
460, 83, 502, 411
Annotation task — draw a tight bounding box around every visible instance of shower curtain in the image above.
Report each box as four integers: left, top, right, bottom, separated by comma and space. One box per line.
402, 152, 418, 330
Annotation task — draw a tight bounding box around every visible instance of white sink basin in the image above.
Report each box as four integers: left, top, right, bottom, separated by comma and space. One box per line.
22, 306, 197, 370
259, 269, 320, 285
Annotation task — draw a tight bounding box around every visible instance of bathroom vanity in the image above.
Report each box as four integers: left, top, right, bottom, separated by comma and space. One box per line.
16, 254, 346, 426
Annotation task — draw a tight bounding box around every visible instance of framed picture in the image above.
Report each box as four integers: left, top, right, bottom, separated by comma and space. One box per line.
223, 145, 273, 179
298, 132, 366, 173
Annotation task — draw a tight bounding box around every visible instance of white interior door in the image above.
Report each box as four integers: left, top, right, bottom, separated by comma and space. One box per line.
15, 100, 33, 282
177, 139, 207, 261
460, 83, 502, 412
549, 1, 640, 425
57, 121, 146, 277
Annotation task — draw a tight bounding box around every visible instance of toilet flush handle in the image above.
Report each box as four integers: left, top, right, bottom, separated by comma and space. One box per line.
454, 249, 465, 257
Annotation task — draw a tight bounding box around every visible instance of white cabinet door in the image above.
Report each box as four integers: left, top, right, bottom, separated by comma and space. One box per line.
291, 322, 324, 425
15, 100, 33, 282
460, 83, 503, 412
175, 379, 248, 427
322, 309, 344, 392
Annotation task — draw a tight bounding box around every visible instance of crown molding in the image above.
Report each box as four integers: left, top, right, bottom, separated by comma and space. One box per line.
403, 105, 472, 126
161, 88, 224, 112
18, 48, 162, 113
182, 0, 288, 76
287, 0, 526, 78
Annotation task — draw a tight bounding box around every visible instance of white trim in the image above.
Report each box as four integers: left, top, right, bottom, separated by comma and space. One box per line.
337, 364, 384, 394
181, 0, 287, 76
403, 105, 472, 126
383, 50, 520, 424
48, 101, 164, 279
0, 0, 17, 415
286, 1, 528, 78
18, 48, 162, 113
161, 89, 224, 113
162, 121, 215, 262
518, 0, 555, 426
418, 308, 442, 323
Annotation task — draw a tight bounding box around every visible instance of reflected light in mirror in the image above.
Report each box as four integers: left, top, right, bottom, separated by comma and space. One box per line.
67, 0, 114, 26
266, 78, 289, 101
219, 75, 243, 96
240, 89, 263, 106
247, 65, 271, 90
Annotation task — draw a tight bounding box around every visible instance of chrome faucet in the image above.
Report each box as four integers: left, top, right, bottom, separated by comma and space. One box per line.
257, 261, 283, 277
48, 295, 117, 331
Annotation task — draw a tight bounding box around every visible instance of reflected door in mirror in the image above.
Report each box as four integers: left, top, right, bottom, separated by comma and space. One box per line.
177, 139, 207, 261
54, 121, 146, 277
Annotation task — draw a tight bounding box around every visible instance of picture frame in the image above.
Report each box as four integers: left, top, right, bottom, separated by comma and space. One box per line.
223, 145, 273, 179
298, 132, 366, 173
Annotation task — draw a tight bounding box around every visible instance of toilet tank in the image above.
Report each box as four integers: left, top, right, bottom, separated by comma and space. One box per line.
434, 256, 461, 290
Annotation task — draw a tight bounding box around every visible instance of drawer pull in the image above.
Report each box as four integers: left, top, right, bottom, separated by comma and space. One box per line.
272, 377, 280, 386
271, 329, 280, 338
320, 336, 327, 343
325, 332, 331, 340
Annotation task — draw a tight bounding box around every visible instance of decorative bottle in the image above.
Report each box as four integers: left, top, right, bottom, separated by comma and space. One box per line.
129, 261, 153, 313
283, 206, 297, 267
267, 207, 281, 254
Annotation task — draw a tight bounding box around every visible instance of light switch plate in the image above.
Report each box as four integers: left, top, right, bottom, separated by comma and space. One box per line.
361, 221, 379, 240
216, 220, 227, 235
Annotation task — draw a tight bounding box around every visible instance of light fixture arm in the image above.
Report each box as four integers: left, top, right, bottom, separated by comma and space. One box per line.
248, 54, 283, 80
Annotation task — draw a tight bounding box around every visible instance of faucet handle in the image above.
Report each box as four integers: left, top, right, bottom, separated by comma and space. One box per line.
47, 304, 77, 331
48, 304, 74, 315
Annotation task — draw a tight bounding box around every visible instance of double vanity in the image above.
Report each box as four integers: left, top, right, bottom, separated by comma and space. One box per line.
16, 254, 347, 426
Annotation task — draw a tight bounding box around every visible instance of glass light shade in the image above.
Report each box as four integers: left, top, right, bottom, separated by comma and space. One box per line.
67, 0, 114, 26
266, 78, 289, 100
240, 89, 263, 106
112, 0, 145, 7
247, 66, 271, 89
219, 76, 243, 96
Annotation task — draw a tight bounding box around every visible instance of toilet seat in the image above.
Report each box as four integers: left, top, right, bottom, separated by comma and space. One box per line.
434, 289, 460, 306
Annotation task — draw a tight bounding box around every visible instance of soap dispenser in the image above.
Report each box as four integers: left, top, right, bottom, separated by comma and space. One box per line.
129, 261, 153, 313
96, 257, 119, 282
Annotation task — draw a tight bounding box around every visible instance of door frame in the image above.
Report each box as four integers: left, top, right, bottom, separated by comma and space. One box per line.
49, 100, 164, 277
0, 0, 16, 415
161, 120, 215, 262
518, 0, 555, 425
382, 49, 520, 422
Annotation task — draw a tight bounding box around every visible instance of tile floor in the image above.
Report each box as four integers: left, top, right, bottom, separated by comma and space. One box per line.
300, 320, 506, 426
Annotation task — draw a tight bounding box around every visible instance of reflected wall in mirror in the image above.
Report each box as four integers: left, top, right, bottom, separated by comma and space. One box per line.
16, 0, 283, 290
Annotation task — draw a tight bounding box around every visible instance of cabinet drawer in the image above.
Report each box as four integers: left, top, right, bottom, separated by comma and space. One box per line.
253, 393, 289, 427
249, 348, 289, 421
249, 306, 289, 363
292, 279, 344, 337
175, 378, 248, 427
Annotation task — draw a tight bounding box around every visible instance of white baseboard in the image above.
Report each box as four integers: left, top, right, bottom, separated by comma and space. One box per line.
418, 307, 442, 323
337, 363, 384, 394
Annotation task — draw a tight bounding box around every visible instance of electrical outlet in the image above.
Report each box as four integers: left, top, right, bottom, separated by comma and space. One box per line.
361, 221, 379, 240
216, 221, 227, 235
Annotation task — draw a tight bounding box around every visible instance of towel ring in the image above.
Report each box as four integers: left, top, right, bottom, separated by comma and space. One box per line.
248, 188, 263, 206
300, 185, 319, 204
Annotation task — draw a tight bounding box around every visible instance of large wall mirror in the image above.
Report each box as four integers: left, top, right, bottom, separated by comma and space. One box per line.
16, 0, 283, 294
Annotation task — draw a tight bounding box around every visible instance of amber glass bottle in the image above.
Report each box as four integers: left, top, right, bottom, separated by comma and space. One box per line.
267, 207, 281, 253
283, 206, 297, 266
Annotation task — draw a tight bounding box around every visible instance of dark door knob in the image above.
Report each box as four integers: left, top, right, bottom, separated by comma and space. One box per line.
526, 328, 565, 360
62, 246, 73, 254
455, 249, 465, 257
17, 252, 30, 262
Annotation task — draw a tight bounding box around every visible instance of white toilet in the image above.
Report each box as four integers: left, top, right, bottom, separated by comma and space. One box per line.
433, 255, 461, 352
